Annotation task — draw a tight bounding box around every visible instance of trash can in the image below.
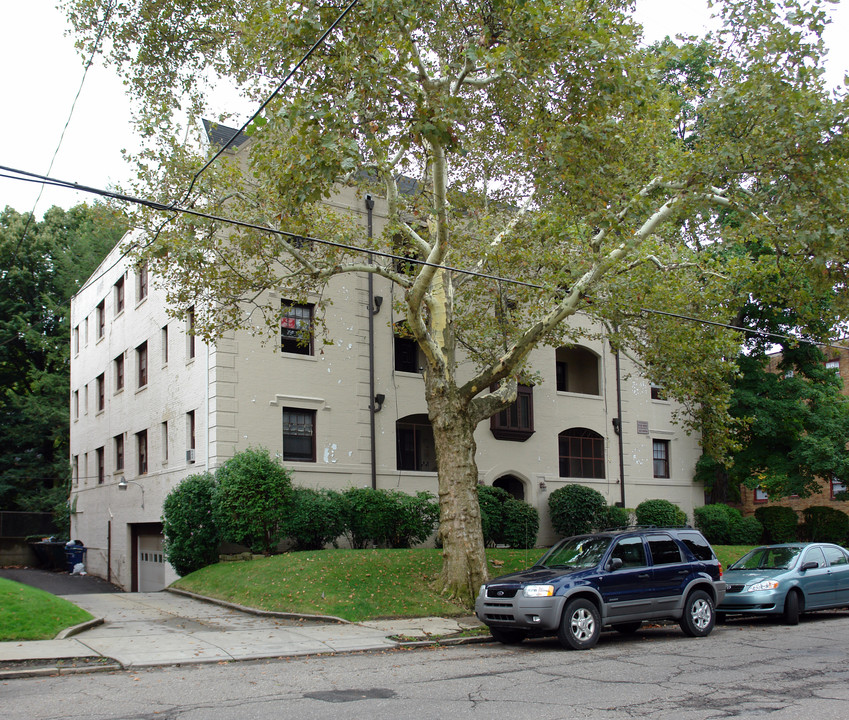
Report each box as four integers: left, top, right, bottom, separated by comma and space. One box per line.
64, 544, 87, 573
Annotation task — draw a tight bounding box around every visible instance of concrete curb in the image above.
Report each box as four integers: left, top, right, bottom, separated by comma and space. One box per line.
0, 660, 123, 680
54, 617, 104, 640
165, 587, 351, 624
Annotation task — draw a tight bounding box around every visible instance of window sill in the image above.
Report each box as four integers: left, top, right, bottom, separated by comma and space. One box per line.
490, 428, 534, 442
556, 390, 602, 399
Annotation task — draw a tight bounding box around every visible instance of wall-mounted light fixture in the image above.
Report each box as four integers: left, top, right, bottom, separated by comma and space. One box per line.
117, 476, 145, 509
372, 296, 383, 315
374, 393, 386, 412
539, 480, 547, 491
612, 417, 621, 436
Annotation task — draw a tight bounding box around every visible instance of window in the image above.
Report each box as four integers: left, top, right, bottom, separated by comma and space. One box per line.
826, 360, 840, 373
73, 326, 79, 355
114, 354, 124, 391
490, 384, 534, 441
646, 534, 683, 565
824, 546, 848, 566
187, 306, 196, 359
282, 409, 316, 462
84, 383, 89, 414
558, 428, 605, 479
396, 414, 437, 471
73, 390, 79, 420
84, 317, 89, 346
653, 439, 670, 479
114, 276, 125, 314
832, 476, 847, 500
186, 410, 196, 463
137, 430, 148, 475
754, 487, 769, 503
678, 532, 714, 561
394, 335, 421, 373
73, 455, 79, 486
137, 263, 148, 302
161, 421, 169, 463
280, 301, 313, 355
610, 537, 647, 568
137, 342, 148, 388
96, 300, 105, 339
96, 447, 105, 485
161, 325, 169, 364
96, 374, 105, 412
555, 346, 600, 395
114, 434, 124, 471
650, 384, 666, 401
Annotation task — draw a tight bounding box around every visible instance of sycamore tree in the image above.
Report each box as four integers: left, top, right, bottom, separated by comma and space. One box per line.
65, 0, 849, 601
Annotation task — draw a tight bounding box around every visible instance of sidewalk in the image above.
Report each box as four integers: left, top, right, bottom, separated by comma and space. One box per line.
0, 589, 487, 679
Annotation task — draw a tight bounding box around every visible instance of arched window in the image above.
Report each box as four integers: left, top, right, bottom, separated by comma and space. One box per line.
396, 414, 437, 471
555, 346, 600, 395
559, 428, 605, 479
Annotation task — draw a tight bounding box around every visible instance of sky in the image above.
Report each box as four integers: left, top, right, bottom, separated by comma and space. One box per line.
1, 0, 847, 218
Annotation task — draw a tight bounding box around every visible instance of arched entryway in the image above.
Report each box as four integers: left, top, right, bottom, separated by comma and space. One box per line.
493, 474, 525, 501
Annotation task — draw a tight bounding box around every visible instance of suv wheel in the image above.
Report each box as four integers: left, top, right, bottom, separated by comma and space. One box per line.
557, 598, 601, 650
679, 589, 715, 637
490, 627, 527, 645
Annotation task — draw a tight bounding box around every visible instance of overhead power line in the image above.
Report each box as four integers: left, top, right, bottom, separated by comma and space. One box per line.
1, 162, 846, 354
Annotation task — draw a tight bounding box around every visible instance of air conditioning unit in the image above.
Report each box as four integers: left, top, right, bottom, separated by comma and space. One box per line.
186, 449, 196, 463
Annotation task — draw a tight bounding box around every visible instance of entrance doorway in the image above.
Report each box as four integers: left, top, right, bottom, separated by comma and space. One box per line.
130, 522, 165, 592
493, 474, 525, 501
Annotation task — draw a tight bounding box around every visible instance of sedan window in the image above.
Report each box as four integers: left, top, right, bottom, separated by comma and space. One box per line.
803, 546, 827, 568
730, 546, 802, 571
823, 546, 849, 566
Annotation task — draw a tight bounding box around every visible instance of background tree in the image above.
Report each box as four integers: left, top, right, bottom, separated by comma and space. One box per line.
65, 0, 849, 602
0, 204, 127, 517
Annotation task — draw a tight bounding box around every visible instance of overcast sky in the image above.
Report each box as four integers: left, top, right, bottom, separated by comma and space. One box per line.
1, 0, 847, 217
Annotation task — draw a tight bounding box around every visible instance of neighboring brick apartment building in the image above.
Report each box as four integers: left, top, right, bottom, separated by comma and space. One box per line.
69, 143, 706, 593
737, 348, 849, 517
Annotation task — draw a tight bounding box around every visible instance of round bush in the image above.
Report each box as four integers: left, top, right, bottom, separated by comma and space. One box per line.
213, 447, 294, 554
340, 487, 396, 548
162, 472, 220, 576
694, 504, 737, 544
478, 485, 511, 546
548, 484, 607, 536
635, 499, 685, 528
728, 515, 763, 544
387, 491, 440, 548
285, 487, 346, 550
754, 506, 798, 543
801, 506, 849, 543
500, 498, 540, 549
599, 504, 631, 530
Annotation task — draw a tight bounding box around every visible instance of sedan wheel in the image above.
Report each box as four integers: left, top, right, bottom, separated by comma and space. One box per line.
782, 590, 801, 626
557, 598, 601, 650
679, 589, 715, 637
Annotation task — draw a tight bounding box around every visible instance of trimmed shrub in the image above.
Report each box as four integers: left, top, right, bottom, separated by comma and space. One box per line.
754, 506, 799, 543
548, 484, 607, 537
340, 488, 439, 548
162, 473, 220, 576
599, 504, 631, 530
285, 488, 346, 550
728, 515, 764, 544
801, 506, 849, 543
694, 504, 737, 544
478, 485, 511, 546
635, 499, 686, 528
213, 447, 294, 554
501, 497, 540, 549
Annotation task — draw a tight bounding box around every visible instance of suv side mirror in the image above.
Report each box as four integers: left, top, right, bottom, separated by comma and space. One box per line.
607, 557, 624, 572
800, 561, 819, 571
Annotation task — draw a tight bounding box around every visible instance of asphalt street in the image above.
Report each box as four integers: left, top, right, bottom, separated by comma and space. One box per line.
5, 611, 849, 720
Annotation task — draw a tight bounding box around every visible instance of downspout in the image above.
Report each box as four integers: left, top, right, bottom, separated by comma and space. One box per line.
614, 348, 626, 508
366, 195, 377, 490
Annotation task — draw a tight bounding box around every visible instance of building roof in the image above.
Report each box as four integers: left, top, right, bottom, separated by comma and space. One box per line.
202, 119, 250, 150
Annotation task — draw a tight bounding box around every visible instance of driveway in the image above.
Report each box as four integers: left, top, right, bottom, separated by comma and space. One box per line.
0, 567, 122, 594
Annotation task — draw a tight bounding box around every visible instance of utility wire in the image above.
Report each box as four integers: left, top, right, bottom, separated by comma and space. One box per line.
15, 1, 113, 251
2, 162, 846, 353
176, 0, 360, 207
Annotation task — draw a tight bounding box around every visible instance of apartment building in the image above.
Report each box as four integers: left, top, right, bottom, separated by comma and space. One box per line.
69, 194, 705, 594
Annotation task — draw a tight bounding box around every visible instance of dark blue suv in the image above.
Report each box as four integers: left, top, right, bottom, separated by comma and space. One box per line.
475, 528, 725, 650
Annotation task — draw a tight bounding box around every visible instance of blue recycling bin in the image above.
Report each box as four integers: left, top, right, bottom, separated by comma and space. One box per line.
64, 545, 87, 573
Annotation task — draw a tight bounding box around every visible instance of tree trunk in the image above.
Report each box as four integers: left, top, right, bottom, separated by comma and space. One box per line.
427, 380, 488, 606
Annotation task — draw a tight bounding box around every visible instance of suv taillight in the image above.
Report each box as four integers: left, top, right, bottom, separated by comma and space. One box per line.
718, 561, 723, 578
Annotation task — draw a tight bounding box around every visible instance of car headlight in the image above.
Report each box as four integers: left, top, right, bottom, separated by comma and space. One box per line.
523, 585, 555, 598
747, 580, 780, 592
478, 584, 486, 597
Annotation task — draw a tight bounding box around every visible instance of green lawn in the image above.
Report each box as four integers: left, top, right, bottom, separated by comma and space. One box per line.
172, 545, 754, 622
0, 578, 94, 641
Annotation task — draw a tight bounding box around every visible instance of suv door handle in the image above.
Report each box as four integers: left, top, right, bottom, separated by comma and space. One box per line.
637, 573, 650, 579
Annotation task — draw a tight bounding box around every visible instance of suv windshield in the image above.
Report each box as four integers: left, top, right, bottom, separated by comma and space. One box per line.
729, 546, 801, 571
538, 536, 611, 569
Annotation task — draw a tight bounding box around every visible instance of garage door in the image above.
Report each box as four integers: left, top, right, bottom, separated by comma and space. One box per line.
138, 534, 166, 591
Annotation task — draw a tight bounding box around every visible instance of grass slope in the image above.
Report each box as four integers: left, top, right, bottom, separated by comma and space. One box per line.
172, 545, 754, 622
0, 578, 94, 641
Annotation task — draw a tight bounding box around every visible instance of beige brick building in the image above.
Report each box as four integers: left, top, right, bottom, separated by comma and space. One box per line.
69, 187, 706, 592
